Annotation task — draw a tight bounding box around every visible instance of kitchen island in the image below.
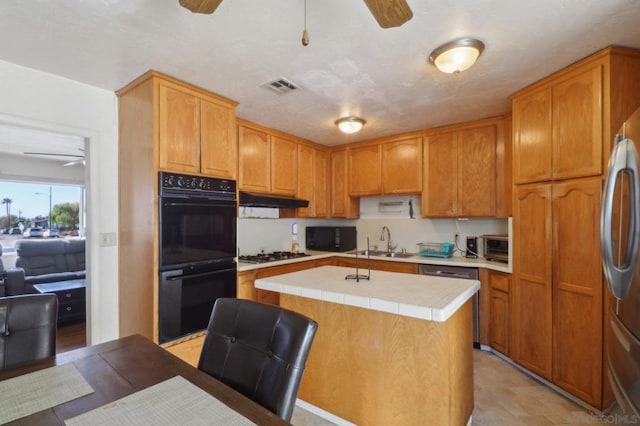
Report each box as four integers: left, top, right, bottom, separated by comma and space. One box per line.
255, 266, 479, 426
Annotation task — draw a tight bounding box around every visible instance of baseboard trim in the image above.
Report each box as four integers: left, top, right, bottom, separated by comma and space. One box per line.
486, 348, 605, 416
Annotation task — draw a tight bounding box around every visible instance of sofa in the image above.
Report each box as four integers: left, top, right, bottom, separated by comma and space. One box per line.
3, 238, 85, 296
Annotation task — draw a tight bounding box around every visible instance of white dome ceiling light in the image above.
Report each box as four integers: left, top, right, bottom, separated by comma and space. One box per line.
335, 117, 366, 134
429, 38, 485, 74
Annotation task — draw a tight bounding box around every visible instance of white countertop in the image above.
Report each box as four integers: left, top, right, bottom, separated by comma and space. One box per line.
238, 250, 511, 273
255, 265, 480, 322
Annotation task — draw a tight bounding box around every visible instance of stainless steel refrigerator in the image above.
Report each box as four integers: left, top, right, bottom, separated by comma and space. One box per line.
601, 106, 640, 415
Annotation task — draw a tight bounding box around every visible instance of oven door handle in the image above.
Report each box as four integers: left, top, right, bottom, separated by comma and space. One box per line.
166, 267, 237, 281
165, 202, 235, 208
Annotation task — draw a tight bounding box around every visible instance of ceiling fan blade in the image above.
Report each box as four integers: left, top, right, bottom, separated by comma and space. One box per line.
178, 0, 223, 14
363, 0, 413, 28
23, 152, 84, 158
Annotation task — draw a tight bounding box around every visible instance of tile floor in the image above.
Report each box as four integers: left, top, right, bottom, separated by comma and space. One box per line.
291, 349, 619, 425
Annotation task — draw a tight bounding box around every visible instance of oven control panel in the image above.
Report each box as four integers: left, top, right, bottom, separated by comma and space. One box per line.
160, 172, 236, 194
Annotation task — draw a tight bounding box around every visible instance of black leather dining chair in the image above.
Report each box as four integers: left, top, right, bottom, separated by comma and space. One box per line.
0, 294, 58, 369
198, 298, 318, 422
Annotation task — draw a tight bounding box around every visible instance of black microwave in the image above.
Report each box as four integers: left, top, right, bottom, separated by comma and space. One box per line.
306, 226, 357, 252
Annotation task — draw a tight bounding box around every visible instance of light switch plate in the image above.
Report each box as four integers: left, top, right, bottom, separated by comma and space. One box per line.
100, 232, 117, 247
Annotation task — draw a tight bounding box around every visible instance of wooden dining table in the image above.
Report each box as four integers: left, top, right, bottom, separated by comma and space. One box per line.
0, 334, 289, 425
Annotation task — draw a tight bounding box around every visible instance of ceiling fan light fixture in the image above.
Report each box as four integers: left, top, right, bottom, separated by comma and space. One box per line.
335, 116, 366, 134
429, 38, 485, 74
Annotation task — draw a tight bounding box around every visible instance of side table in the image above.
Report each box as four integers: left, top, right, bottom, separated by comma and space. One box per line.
33, 279, 86, 323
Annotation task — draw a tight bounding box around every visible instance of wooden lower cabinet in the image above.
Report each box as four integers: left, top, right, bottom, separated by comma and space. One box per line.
552, 177, 603, 406
335, 257, 418, 274
488, 271, 511, 356
512, 177, 604, 408
513, 183, 553, 380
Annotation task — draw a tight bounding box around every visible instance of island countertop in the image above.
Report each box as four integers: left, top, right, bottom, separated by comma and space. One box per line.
254, 265, 479, 322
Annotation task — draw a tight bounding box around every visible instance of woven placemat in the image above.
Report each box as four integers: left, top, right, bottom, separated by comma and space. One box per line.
0, 363, 94, 424
65, 375, 256, 425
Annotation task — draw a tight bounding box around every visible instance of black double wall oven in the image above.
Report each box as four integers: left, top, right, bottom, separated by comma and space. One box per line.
158, 172, 237, 344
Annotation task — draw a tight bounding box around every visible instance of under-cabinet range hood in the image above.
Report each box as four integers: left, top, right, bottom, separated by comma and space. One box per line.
239, 191, 309, 209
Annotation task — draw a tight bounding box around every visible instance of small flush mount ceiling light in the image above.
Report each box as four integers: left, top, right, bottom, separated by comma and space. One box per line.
429, 38, 485, 74
335, 116, 366, 134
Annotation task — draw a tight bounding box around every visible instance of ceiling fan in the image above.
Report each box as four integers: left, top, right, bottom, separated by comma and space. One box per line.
23, 149, 85, 167
178, 0, 413, 28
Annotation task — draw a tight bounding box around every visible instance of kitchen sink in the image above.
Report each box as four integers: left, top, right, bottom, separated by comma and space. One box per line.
355, 250, 415, 258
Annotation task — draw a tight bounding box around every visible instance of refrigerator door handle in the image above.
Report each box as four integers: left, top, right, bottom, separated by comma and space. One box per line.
601, 138, 640, 300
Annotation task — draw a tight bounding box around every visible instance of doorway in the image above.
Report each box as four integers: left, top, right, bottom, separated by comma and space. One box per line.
0, 120, 91, 351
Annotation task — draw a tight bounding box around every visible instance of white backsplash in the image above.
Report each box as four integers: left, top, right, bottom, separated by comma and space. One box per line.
237, 194, 509, 258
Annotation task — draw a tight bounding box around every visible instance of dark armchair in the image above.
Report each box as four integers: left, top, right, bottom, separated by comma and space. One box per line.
0, 294, 58, 369
198, 298, 318, 422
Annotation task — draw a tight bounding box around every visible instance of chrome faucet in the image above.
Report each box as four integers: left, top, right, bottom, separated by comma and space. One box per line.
380, 226, 395, 254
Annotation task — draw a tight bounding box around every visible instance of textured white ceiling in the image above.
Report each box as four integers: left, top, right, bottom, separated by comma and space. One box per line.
0, 0, 639, 146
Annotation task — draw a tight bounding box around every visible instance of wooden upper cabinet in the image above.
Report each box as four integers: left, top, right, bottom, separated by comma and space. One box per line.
331, 149, 359, 218
552, 66, 603, 180
513, 63, 603, 184
423, 131, 458, 216
158, 83, 201, 174
458, 125, 496, 216
381, 137, 422, 194
423, 124, 496, 217
513, 88, 552, 184
297, 144, 314, 217
297, 145, 329, 218
200, 98, 237, 179
314, 149, 329, 217
158, 80, 237, 179
271, 136, 298, 195
238, 125, 270, 192
349, 144, 382, 196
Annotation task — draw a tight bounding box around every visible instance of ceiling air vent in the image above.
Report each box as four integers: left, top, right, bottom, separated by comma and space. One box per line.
261, 77, 300, 95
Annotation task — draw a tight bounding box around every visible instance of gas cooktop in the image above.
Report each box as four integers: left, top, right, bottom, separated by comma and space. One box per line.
238, 251, 311, 264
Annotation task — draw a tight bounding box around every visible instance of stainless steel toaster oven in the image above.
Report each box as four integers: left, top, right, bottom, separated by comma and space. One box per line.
480, 234, 509, 263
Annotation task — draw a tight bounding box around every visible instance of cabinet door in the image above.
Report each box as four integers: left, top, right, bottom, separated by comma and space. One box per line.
158, 83, 200, 174
349, 144, 382, 196
513, 88, 552, 183
330, 149, 356, 218
513, 183, 553, 380
458, 125, 496, 216
552, 66, 603, 180
552, 177, 602, 405
237, 270, 257, 301
422, 131, 458, 216
271, 136, 298, 196
382, 137, 422, 194
488, 271, 511, 356
200, 98, 237, 179
314, 149, 329, 217
238, 126, 270, 192
297, 144, 314, 217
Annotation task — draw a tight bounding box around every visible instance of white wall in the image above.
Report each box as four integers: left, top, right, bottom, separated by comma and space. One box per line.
237, 195, 509, 258
0, 59, 119, 344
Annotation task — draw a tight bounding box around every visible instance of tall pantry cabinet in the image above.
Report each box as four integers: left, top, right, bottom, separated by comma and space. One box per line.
117, 71, 238, 342
511, 47, 640, 409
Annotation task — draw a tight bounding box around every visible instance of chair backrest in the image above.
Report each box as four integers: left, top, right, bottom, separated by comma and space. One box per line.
198, 298, 318, 422
0, 294, 58, 369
